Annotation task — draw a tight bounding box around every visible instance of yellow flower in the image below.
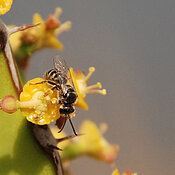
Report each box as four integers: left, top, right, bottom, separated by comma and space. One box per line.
0, 0, 13, 15
112, 169, 138, 175
18, 78, 60, 125
76, 120, 118, 163
112, 169, 120, 175
10, 7, 71, 51
30, 7, 72, 50
54, 120, 118, 163
70, 67, 106, 110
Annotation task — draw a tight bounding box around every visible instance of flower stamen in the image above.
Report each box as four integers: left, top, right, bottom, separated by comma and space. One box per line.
17, 91, 46, 109
56, 21, 72, 35
54, 7, 62, 18
84, 67, 95, 82
86, 82, 102, 91
70, 67, 106, 110
86, 89, 107, 95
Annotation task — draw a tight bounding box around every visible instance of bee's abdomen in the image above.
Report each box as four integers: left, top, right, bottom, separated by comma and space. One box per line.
44, 68, 59, 81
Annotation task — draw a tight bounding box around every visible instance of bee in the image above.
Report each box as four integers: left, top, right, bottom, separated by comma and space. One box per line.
34, 56, 78, 135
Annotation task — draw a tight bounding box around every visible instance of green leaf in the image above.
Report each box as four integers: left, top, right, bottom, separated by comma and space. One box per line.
0, 53, 55, 174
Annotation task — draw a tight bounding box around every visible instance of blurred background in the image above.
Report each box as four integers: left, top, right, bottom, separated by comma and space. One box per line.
2, 0, 175, 175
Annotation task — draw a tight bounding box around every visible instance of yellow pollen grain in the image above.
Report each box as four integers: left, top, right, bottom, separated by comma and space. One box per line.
45, 96, 51, 101
35, 110, 41, 115
51, 98, 58, 104
97, 82, 102, 88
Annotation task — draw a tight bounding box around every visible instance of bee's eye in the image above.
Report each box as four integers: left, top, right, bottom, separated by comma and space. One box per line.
63, 93, 67, 98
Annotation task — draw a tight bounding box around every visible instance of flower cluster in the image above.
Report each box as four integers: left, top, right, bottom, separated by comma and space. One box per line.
0, 67, 106, 125
9, 7, 71, 69
10, 7, 71, 51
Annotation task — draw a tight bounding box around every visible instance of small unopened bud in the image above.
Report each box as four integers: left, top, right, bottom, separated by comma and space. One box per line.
0, 95, 17, 114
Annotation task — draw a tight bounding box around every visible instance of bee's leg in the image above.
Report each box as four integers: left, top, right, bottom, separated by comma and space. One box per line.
51, 86, 58, 91
29, 80, 48, 85
56, 116, 67, 133
68, 116, 78, 136
43, 85, 58, 97
30, 80, 58, 86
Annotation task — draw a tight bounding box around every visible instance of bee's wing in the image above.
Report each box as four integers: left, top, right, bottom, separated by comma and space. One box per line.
53, 55, 77, 92
53, 56, 69, 94
67, 69, 76, 91
53, 55, 69, 77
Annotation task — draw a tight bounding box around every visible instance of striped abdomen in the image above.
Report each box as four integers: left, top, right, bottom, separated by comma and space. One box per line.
44, 68, 67, 84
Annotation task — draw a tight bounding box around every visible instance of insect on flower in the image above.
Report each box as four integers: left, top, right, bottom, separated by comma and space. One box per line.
32, 56, 78, 135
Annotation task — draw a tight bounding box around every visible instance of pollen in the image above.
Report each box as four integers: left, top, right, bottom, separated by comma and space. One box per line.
51, 98, 58, 104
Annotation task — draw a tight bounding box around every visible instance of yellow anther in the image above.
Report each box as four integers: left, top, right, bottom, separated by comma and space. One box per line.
54, 7, 62, 18
45, 96, 51, 101
97, 82, 102, 88
86, 83, 101, 91
89, 67, 95, 72
51, 98, 58, 104
85, 67, 95, 82
101, 89, 107, 95
35, 110, 41, 115
56, 21, 72, 35
100, 122, 108, 134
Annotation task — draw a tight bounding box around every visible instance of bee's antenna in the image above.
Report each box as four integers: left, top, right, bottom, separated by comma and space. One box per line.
68, 116, 77, 136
